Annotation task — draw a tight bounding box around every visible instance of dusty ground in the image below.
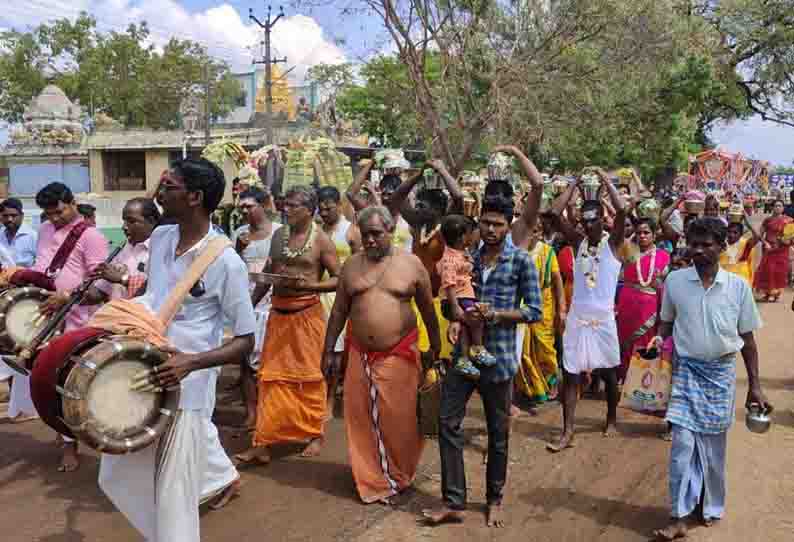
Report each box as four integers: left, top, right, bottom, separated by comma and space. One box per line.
1, 292, 792, 542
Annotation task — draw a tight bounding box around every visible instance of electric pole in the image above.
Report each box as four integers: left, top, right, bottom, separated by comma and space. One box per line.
250, 5, 287, 145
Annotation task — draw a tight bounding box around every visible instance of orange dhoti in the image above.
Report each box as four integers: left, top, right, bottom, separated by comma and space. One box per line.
344, 328, 424, 503
254, 295, 327, 448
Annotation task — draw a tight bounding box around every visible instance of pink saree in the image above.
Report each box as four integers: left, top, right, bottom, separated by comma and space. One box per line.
616, 248, 670, 381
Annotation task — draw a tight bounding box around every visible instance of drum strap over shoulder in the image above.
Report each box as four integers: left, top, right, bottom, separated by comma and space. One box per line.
47, 221, 91, 278
157, 237, 231, 325
9, 221, 91, 291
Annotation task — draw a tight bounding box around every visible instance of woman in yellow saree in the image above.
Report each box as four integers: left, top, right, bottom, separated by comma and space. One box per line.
516, 227, 566, 403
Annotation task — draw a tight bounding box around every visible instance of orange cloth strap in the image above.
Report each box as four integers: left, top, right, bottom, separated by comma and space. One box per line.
88, 237, 231, 348
348, 328, 419, 365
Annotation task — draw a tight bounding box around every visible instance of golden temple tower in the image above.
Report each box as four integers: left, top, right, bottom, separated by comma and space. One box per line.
255, 66, 296, 120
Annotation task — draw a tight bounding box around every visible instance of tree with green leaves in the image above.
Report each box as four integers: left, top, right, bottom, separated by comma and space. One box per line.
0, 13, 242, 129
300, 0, 794, 179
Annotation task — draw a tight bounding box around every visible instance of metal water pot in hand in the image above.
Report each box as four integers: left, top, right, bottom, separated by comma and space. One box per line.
745, 403, 772, 434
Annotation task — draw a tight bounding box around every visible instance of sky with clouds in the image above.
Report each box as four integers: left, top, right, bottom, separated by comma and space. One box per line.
1, 0, 792, 165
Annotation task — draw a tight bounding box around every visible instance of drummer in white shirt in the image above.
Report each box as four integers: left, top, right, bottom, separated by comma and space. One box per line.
98, 159, 256, 542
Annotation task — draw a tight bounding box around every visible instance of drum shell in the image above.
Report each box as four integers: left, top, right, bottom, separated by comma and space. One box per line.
60, 336, 178, 454
0, 286, 50, 354
30, 327, 107, 438
31, 328, 180, 454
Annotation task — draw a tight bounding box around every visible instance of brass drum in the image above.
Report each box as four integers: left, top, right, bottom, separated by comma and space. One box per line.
31, 329, 180, 454
0, 286, 50, 353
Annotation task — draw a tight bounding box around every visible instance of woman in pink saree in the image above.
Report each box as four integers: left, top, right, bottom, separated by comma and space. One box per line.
616, 218, 670, 382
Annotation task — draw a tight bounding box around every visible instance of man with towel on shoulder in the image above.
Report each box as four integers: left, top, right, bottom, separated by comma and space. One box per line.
97, 159, 255, 542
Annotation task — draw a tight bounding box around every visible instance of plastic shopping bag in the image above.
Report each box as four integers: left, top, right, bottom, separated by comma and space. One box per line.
619, 347, 672, 416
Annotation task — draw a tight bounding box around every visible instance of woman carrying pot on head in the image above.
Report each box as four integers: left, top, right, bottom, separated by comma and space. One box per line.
615, 218, 670, 383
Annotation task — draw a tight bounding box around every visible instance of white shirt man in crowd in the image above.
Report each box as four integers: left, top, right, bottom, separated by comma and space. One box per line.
98, 158, 255, 541
0, 198, 37, 267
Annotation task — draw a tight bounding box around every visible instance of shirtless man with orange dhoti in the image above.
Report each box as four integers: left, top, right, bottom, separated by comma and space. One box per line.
323, 205, 441, 504
235, 185, 340, 466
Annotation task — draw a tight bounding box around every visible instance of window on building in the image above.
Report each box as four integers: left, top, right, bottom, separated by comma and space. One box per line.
103, 151, 146, 191
235, 89, 247, 108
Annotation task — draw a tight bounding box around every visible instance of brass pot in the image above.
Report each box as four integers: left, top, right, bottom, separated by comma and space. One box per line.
684, 200, 705, 214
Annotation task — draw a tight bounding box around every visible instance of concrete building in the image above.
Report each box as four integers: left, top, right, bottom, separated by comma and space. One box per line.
0, 85, 89, 200
218, 66, 319, 125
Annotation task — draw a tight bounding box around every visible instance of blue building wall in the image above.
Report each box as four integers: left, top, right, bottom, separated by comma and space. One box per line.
9, 160, 90, 196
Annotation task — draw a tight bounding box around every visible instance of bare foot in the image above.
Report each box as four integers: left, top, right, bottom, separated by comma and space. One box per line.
702, 517, 719, 528
546, 432, 575, 453
58, 443, 80, 472
325, 397, 336, 421
602, 422, 618, 438
300, 437, 324, 458
653, 519, 688, 540
486, 504, 506, 528
420, 506, 465, 525
233, 448, 271, 468
209, 478, 241, 510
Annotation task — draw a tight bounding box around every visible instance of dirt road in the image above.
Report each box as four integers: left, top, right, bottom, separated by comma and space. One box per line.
1, 293, 792, 542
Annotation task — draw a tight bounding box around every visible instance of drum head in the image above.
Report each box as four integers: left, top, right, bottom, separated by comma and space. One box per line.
61, 336, 179, 454
7, 297, 48, 347
0, 287, 50, 351
87, 359, 161, 438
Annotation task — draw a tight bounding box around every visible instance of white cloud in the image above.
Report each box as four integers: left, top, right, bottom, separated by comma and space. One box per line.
0, 1, 345, 81
710, 116, 794, 167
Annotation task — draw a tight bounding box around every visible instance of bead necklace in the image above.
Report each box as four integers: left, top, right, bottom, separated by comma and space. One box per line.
282, 221, 315, 259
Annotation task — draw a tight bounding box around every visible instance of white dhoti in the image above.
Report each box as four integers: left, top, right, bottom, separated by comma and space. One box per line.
0, 359, 36, 418
562, 305, 620, 374
99, 410, 206, 542
99, 411, 238, 541
248, 302, 271, 371
201, 370, 240, 502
